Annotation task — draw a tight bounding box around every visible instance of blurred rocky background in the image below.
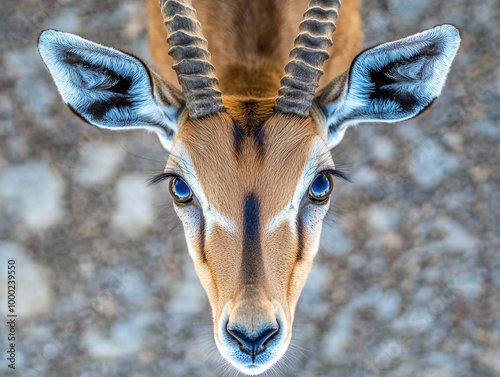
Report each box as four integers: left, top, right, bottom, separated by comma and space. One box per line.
0, 0, 499, 376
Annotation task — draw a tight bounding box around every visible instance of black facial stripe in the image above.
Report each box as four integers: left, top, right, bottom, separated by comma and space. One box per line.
254, 126, 265, 160
296, 214, 304, 262
199, 212, 207, 263
241, 194, 263, 281
244, 194, 259, 241
233, 122, 245, 157
232, 121, 266, 161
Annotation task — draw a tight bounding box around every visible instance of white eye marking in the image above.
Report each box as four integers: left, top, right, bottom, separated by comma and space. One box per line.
265, 137, 330, 235
173, 142, 237, 236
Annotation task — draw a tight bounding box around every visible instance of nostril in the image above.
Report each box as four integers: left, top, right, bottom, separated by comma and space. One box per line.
226, 327, 252, 354
257, 326, 279, 352
226, 324, 280, 358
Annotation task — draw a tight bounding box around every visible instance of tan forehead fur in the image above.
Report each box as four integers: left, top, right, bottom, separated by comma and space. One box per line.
174, 98, 319, 223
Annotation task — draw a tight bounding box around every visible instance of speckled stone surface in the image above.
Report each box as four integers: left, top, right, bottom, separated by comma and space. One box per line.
0, 0, 499, 376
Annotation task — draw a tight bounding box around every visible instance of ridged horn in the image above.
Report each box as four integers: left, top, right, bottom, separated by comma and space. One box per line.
160, 0, 224, 119
275, 0, 340, 117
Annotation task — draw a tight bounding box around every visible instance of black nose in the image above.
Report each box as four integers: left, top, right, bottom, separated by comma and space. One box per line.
227, 324, 279, 361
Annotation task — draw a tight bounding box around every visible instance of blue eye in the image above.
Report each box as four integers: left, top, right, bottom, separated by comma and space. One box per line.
308, 172, 333, 202
170, 177, 193, 203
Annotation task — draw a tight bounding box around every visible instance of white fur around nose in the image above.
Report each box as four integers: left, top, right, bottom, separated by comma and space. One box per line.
173, 142, 237, 236
265, 137, 330, 235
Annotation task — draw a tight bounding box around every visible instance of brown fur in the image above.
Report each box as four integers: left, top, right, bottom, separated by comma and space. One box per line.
148, 0, 362, 98
171, 110, 327, 323
176, 112, 317, 219
154, 0, 360, 365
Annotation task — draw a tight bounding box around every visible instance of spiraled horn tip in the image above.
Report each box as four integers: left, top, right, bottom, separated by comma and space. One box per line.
275, 0, 341, 116
160, 0, 224, 119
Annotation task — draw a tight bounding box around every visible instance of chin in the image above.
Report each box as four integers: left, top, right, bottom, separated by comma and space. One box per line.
216, 340, 290, 376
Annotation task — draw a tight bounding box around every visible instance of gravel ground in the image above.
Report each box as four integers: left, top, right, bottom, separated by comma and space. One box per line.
0, 0, 499, 376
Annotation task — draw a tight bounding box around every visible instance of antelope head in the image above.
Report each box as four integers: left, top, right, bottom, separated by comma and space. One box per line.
38, 0, 461, 374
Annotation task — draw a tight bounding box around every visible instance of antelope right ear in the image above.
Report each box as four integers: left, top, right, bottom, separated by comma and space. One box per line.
38, 29, 185, 151
315, 24, 461, 149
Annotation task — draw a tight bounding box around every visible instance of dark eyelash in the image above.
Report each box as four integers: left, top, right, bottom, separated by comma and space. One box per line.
321, 168, 352, 183
148, 172, 176, 186
149, 168, 351, 187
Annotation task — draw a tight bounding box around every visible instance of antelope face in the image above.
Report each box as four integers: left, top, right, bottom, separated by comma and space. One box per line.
167, 110, 336, 373
38, 0, 460, 374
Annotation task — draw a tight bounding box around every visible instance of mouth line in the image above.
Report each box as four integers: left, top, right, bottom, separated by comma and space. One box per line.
245, 364, 261, 369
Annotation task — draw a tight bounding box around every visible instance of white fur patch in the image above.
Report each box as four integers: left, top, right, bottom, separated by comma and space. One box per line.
38, 29, 179, 151
172, 142, 237, 237
265, 137, 331, 235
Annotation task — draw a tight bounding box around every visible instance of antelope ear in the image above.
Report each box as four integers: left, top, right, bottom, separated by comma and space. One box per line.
38, 29, 185, 151
315, 24, 461, 149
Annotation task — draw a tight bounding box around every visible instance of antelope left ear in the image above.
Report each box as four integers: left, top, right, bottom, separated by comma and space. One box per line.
315, 24, 461, 149
38, 29, 186, 151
